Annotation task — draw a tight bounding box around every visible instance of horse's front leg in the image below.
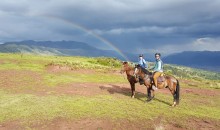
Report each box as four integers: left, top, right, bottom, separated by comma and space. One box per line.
151, 87, 155, 99
130, 82, 135, 98
146, 86, 155, 102
146, 87, 152, 102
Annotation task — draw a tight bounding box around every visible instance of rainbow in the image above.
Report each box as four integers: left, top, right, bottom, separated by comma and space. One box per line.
42, 15, 129, 61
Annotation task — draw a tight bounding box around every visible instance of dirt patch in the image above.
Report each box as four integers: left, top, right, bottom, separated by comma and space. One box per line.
1, 117, 219, 130
43, 118, 115, 130
0, 70, 43, 93
0, 118, 154, 130
0, 121, 22, 130
49, 83, 146, 98
0, 59, 5, 64
46, 65, 72, 72
1, 69, 219, 98
182, 87, 220, 96
166, 118, 220, 130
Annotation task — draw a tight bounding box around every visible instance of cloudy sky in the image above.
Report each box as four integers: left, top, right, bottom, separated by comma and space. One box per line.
0, 0, 220, 55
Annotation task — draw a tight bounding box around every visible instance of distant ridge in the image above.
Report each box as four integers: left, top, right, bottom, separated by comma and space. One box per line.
0, 40, 128, 59
4, 40, 98, 50
163, 51, 220, 72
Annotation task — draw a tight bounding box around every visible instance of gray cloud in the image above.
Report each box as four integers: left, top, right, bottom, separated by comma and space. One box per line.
0, 0, 220, 55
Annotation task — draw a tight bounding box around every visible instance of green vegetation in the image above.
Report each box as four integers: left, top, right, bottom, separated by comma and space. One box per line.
164, 64, 220, 80
88, 57, 121, 67
48, 56, 122, 71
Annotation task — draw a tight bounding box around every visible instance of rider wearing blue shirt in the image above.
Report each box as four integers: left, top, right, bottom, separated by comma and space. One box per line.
138, 54, 147, 68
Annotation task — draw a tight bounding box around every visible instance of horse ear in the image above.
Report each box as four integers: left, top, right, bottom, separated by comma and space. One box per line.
122, 61, 128, 64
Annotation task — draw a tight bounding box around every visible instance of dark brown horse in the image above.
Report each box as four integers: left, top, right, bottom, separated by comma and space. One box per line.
120, 61, 139, 98
134, 65, 180, 107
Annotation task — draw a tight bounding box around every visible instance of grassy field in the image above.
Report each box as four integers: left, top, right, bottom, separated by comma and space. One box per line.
0, 53, 219, 129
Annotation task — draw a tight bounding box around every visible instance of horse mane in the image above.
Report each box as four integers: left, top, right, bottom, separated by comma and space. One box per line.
136, 64, 152, 75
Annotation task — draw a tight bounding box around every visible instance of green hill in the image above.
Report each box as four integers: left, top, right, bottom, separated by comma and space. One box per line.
0, 44, 64, 55
0, 40, 126, 59
163, 64, 220, 80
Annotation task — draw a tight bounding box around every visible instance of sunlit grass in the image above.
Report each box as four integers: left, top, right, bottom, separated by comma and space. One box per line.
0, 60, 44, 71
0, 90, 219, 124
0, 53, 121, 72
43, 72, 127, 87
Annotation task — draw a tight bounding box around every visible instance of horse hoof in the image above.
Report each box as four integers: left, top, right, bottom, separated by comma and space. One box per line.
146, 98, 152, 102
172, 102, 177, 107
131, 95, 134, 98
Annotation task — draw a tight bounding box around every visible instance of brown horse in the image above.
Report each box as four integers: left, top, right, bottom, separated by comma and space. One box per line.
120, 61, 139, 98
134, 65, 180, 107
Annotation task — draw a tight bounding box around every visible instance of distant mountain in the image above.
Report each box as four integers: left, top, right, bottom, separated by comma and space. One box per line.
0, 40, 129, 60
1, 41, 219, 72
4, 40, 95, 50
163, 51, 220, 72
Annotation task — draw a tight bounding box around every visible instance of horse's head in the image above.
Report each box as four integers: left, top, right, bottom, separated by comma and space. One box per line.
134, 64, 142, 76
120, 61, 129, 74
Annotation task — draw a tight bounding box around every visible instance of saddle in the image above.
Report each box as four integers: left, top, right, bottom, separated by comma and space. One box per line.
157, 73, 165, 83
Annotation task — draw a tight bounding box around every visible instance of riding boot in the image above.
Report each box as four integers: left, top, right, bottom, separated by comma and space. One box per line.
151, 80, 158, 90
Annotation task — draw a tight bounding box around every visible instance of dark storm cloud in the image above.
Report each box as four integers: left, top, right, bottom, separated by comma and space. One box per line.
0, 0, 219, 54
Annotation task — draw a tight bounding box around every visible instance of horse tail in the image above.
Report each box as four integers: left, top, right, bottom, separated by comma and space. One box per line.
175, 79, 180, 104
